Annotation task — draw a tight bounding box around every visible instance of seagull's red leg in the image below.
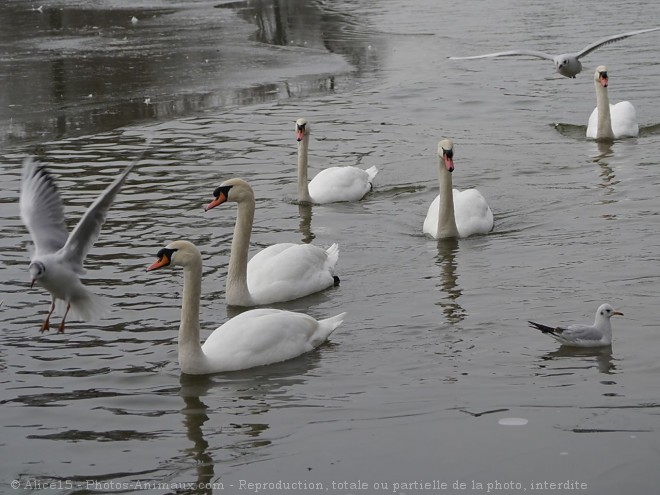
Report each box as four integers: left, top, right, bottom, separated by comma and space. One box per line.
57, 303, 71, 334
40, 301, 55, 333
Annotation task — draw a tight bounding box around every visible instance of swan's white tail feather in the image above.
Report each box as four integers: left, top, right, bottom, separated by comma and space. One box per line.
365, 165, 378, 183
311, 311, 347, 347
325, 243, 339, 269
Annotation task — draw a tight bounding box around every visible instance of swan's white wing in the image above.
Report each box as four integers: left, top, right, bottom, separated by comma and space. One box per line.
453, 188, 493, 238
586, 107, 600, 139
449, 49, 555, 61
423, 195, 440, 238
588, 103, 639, 139
20, 159, 69, 257
610, 101, 639, 138
59, 161, 136, 270
576, 27, 660, 59
201, 309, 322, 370
308, 166, 372, 203
247, 243, 337, 303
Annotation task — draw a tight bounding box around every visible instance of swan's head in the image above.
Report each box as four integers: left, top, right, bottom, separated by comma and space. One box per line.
147, 240, 200, 271
28, 261, 46, 287
296, 118, 310, 142
596, 303, 623, 320
204, 178, 254, 211
595, 65, 608, 87
438, 139, 455, 172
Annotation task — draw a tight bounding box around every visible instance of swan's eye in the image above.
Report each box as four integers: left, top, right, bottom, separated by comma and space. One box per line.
155, 247, 177, 262
212, 185, 233, 199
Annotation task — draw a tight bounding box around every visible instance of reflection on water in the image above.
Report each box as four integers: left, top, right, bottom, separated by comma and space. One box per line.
433, 238, 465, 324
539, 346, 616, 375
0, 0, 381, 145
175, 350, 325, 481
298, 203, 315, 243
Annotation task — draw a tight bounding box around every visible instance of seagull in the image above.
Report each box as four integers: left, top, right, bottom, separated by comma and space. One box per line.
528, 303, 623, 347
20, 155, 141, 333
449, 27, 660, 78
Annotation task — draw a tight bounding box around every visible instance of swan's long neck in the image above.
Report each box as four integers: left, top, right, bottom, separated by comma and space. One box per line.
178, 256, 209, 372
595, 81, 614, 141
297, 136, 313, 203
436, 159, 459, 238
225, 197, 255, 305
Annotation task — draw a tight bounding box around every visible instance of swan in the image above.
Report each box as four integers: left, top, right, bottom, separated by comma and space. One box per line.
296, 118, 378, 204
528, 303, 623, 348
449, 27, 660, 78
423, 139, 493, 239
586, 65, 638, 140
147, 240, 346, 374
204, 178, 339, 306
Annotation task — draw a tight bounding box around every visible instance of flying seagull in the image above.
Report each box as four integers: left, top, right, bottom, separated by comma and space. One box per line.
528, 303, 623, 347
449, 27, 660, 78
20, 146, 148, 333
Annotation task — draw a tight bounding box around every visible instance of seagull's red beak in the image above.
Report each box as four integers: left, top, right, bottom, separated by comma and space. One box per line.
204, 191, 228, 212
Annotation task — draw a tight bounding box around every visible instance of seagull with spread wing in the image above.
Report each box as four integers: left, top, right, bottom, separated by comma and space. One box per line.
449, 27, 660, 78
20, 158, 137, 333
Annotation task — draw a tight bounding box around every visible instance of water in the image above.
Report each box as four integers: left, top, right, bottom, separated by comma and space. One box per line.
2, 0, 660, 493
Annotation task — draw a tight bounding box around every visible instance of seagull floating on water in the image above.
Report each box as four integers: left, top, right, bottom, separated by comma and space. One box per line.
528, 303, 623, 347
449, 27, 660, 78
20, 154, 143, 333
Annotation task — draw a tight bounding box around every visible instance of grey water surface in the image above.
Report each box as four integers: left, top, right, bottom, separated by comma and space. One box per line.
2, 0, 660, 494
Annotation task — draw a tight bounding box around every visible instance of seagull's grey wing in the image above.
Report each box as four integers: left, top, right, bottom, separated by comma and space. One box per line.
559, 324, 603, 342
576, 27, 660, 59
20, 158, 69, 256
60, 161, 137, 270
450, 49, 555, 61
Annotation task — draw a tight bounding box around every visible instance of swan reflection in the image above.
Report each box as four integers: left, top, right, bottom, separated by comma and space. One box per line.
434, 238, 465, 324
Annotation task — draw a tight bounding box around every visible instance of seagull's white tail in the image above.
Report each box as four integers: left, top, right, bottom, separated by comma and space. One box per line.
70, 289, 111, 323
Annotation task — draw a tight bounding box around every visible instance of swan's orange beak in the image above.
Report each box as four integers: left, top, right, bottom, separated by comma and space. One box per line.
599, 73, 608, 88
296, 128, 305, 142
147, 254, 171, 271
444, 155, 455, 172
204, 191, 228, 212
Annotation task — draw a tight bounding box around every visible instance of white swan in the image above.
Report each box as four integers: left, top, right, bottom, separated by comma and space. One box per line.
449, 27, 660, 78
147, 240, 346, 374
423, 139, 493, 239
586, 65, 638, 140
204, 178, 339, 306
296, 118, 378, 203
